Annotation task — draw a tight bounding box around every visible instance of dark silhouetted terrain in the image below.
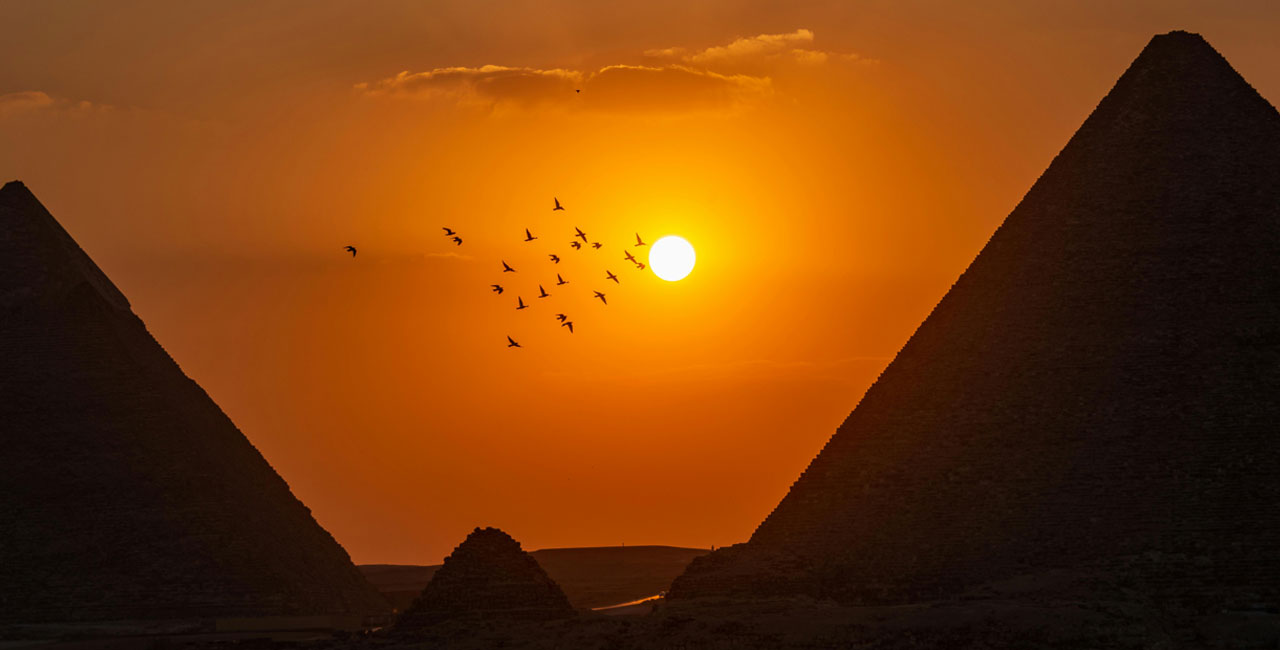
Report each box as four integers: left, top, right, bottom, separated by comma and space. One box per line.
361, 545, 708, 611
0, 181, 389, 624
671, 30, 1280, 617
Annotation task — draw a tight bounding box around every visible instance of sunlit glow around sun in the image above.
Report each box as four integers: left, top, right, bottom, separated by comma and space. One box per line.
649, 236, 696, 281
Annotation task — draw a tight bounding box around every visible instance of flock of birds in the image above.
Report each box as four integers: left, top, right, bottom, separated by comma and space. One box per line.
345, 197, 650, 348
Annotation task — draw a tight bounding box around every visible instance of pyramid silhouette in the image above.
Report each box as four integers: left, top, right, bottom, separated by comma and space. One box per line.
396, 527, 574, 628
671, 31, 1280, 607
0, 181, 389, 623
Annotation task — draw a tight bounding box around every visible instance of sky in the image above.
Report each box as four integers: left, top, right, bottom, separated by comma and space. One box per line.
3, 0, 1279, 565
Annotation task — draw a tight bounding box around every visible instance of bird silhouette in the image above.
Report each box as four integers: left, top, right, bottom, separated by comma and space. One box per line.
524, 228, 537, 242
623, 251, 637, 263
574, 227, 588, 242
443, 227, 456, 236
594, 291, 607, 305
556, 273, 568, 286
553, 197, 565, 211
491, 284, 504, 294
562, 321, 574, 333
502, 261, 516, 272
452, 236, 463, 246
606, 270, 619, 284
549, 254, 560, 263
516, 296, 528, 310
636, 262, 646, 271
635, 233, 647, 247
556, 313, 568, 322
591, 242, 603, 250
507, 336, 521, 348
570, 241, 582, 250
344, 245, 357, 257
538, 285, 550, 298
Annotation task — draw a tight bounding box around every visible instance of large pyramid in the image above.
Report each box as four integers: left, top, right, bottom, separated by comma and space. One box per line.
671, 31, 1280, 609
0, 181, 389, 623
396, 527, 574, 628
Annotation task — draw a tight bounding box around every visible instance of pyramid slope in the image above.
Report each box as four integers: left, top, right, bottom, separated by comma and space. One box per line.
671, 32, 1280, 606
0, 181, 389, 623
396, 528, 574, 628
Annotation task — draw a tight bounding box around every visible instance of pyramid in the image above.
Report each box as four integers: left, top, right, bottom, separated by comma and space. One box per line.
670, 31, 1280, 609
395, 528, 574, 628
0, 181, 389, 623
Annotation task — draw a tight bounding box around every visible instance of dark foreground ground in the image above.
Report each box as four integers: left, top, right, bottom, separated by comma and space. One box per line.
12, 576, 1276, 650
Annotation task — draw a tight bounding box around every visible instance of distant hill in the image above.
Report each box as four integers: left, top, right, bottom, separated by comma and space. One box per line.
362, 545, 708, 611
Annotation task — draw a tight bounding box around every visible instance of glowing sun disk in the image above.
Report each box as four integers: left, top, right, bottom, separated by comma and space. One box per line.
649, 236, 696, 281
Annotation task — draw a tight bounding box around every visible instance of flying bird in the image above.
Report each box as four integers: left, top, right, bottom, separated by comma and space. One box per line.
623, 251, 637, 263
538, 285, 550, 298
636, 262, 646, 270
594, 291, 607, 305
524, 228, 537, 242
344, 245, 357, 257
549, 254, 560, 263
574, 227, 588, 242
491, 284, 504, 294
556, 313, 568, 322
443, 227, 456, 236
591, 242, 603, 250
556, 273, 568, 285
562, 321, 574, 333
635, 233, 647, 247
452, 236, 463, 246
606, 270, 619, 284
507, 336, 521, 348
553, 197, 565, 211
516, 296, 528, 310
570, 241, 582, 250
502, 261, 516, 273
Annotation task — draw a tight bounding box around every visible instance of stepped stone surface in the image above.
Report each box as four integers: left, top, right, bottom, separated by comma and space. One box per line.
0, 181, 390, 623
670, 31, 1280, 610
396, 528, 574, 628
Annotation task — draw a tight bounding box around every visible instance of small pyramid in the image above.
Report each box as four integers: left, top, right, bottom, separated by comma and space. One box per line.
396, 528, 574, 628
0, 181, 389, 623
671, 31, 1280, 609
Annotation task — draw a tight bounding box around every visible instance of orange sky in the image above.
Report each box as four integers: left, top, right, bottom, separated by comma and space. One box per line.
3, 1, 1279, 565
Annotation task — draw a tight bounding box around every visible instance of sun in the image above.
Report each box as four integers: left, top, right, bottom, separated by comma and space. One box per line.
649, 236, 696, 281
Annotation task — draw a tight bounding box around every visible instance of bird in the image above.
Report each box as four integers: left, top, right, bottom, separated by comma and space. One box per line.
636, 262, 646, 271
502, 261, 516, 272
443, 227, 456, 236
623, 251, 637, 263
606, 270, 619, 284
452, 236, 463, 246
635, 233, 647, 247
591, 242, 603, 250
556, 273, 568, 285
507, 336, 521, 348
570, 241, 582, 250
562, 321, 574, 333
594, 291, 607, 305
556, 313, 568, 322
553, 197, 565, 211
344, 245, 357, 257
574, 227, 588, 242
491, 284, 504, 294
549, 254, 560, 264
538, 285, 550, 298
524, 228, 537, 242
516, 296, 528, 310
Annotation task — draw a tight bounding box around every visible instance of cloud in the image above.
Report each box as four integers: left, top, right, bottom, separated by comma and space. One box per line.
355, 65, 581, 109
685, 28, 816, 65
355, 28, 869, 115
0, 91, 102, 118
